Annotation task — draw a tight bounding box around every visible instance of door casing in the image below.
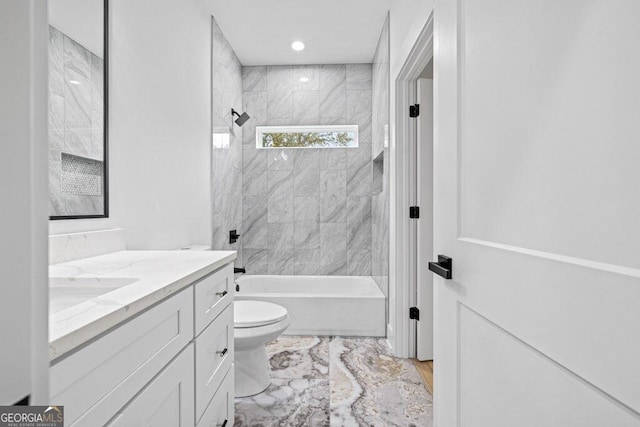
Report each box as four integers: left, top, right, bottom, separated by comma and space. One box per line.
390, 12, 434, 358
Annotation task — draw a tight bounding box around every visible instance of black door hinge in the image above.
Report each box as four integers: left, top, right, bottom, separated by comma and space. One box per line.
409, 104, 420, 118
410, 307, 420, 320
410, 206, 420, 218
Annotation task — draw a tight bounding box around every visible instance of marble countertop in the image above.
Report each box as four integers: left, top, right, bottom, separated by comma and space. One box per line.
49, 250, 236, 362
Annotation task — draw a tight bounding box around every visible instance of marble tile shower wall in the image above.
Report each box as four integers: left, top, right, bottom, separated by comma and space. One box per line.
210, 17, 243, 260
372, 16, 390, 298
48, 26, 104, 216
241, 64, 373, 275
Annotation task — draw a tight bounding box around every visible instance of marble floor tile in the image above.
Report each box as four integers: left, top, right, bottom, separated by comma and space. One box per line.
234, 378, 330, 427
268, 336, 330, 379
330, 338, 433, 427
234, 337, 433, 427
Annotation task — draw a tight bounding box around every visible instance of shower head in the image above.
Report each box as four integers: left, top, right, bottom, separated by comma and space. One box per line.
231, 109, 250, 127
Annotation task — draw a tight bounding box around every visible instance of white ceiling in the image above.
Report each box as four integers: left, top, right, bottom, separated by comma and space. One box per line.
206, 0, 390, 66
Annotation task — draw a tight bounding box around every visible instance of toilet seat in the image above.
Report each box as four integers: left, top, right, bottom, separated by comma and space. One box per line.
234, 300, 288, 328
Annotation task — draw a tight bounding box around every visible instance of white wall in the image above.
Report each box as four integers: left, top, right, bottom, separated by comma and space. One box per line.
0, 0, 49, 404
51, 0, 213, 250
110, 0, 212, 249
387, 0, 436, 354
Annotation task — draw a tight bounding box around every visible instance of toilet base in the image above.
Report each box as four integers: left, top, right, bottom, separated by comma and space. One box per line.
234, 345, 271, 397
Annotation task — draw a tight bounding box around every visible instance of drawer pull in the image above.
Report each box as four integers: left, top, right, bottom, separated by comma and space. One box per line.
205, 290, 228, 313
217, 420, 228, 427
217, 348, 228, 357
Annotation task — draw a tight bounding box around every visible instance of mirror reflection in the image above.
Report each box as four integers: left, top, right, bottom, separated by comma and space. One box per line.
48, 0, 107, 218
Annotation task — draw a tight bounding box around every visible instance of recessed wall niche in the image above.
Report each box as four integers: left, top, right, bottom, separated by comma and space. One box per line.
60, 153, 103, 196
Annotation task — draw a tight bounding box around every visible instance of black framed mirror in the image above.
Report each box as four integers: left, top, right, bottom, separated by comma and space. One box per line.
48, 0, 108, 219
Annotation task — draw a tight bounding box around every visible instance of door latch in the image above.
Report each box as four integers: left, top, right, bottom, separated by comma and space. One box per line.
428, 255, 453, 279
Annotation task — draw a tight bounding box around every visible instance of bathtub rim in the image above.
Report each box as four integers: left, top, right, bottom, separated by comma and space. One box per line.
235, 274, 385, 299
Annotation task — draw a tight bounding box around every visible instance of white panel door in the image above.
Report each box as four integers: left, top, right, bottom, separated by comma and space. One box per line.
434, 1, 640, 426
0, 0, 48, 405
417, 78, 434, 361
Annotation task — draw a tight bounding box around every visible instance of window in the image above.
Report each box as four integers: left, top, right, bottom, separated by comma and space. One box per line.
256, 125, 358, 149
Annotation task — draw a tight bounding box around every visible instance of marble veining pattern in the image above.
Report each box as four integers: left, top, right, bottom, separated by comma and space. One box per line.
346, 64, 372, 91
320, 223, 347, 275
319, 65, 347, 119
243, 66, 267, 92
234, 379, 330, 427
269, 336, 330, 379
242, 248, 268, 273
241, 64, 373, 276
267, 66, 294, 120
292, 65, 320, 91
242, 197, 267, 249
242, 147, 267, 196
294, 197, 320, 223
234, 336, 432, 427
330, 338, 433, 427
268, 223, 294, 252
319, 170, 347, 223
49, 229, 126, 265
294, 222, 320, 250
293, 249, 321, 275
293, 90, 320, 125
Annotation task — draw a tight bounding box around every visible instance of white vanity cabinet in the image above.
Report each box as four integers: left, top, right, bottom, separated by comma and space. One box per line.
106, 344, 195, 427
195, 306, 234, 422
50, 261, 235, 427
197, 368, 234, 427
194, 263, 235, 425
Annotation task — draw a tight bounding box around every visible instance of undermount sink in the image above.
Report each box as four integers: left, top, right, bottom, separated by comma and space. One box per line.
49, 277, 139, 314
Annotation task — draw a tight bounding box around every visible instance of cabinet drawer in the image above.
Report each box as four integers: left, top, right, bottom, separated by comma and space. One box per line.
106, 344, 195, 427
195, 304, 234, 422
197, 367, 234, 427
51, 287, 194, 427
194, 263, 233, 335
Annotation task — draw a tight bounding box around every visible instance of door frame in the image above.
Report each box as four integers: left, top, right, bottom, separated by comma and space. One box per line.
416, 77, 434, 361
391, 11, 434, 358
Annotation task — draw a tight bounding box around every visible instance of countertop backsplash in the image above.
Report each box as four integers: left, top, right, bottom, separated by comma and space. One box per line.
49, 228, 126, 264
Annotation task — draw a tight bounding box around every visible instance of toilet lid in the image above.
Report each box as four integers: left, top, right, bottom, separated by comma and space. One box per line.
234, 300, 288, 328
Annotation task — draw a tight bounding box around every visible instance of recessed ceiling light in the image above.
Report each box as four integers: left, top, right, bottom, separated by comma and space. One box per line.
291, 41, 305, 51
299, 77, 309, 82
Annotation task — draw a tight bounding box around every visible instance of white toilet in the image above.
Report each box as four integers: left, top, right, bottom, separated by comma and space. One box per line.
234, 300, 290, 397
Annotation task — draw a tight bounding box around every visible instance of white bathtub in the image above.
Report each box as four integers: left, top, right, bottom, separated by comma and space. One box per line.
234, 275, 385, 337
